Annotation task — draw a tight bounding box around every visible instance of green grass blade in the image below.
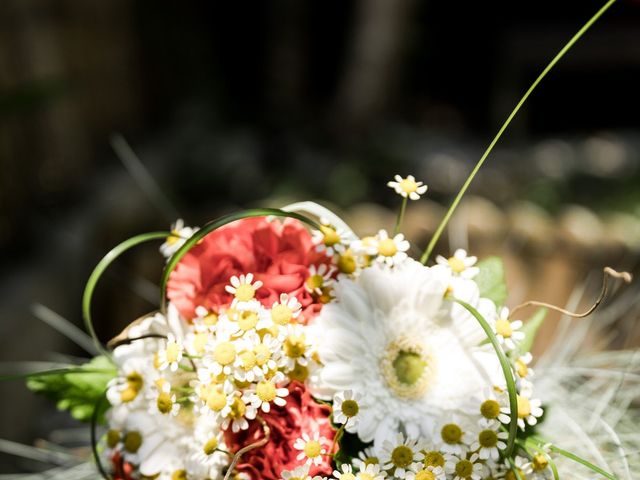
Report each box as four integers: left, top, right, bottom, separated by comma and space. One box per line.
159, 208, 319, 312
420, 0, 618, 264
452, 297, 518, 457
545, 443, 618, 480
82, 231, 170, 357
0, 367, 115, 382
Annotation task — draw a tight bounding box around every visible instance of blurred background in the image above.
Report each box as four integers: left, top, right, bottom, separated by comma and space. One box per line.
1, 0, 640, 473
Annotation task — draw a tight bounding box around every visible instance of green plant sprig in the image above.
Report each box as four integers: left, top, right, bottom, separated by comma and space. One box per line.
420, 0, 618, 264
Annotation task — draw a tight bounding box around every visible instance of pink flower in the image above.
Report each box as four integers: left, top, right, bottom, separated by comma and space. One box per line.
225, 382, 336, 480
167, 217, 332, 320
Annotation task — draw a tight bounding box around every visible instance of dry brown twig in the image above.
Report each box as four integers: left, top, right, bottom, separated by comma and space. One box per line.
223, 416, 271, 480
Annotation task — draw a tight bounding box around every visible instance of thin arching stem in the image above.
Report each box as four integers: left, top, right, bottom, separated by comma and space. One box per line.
509, 267, 632, 320
419, 0, 618, 264
223, 417, 271, 480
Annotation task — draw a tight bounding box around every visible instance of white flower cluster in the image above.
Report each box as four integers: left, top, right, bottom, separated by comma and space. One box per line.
104, 273, 321, 480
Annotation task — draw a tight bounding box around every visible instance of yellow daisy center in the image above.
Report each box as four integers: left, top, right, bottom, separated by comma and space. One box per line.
480, 399, 501, 419
517, 395, 531, 418
256, 381, 277, 402
193, 332, 209, 354
303, 440, 322, 458
390, 445, 414, 468
126, 372, 144, 391
206, 390, 227, 412
203, 437, 219, 455
171, 470, 187, 480
337, 251, 357, 274
341, 399, 359, 417
415, 470, 436, 480
423, 451, 445, 468
320, 225, 341, 246
516, 358, 529, 377
505, 469, 527, 480
377, 238, 397, 257
306, 274, 324, 290
156, 392, 174, 414
213, 342, 236, 365
447, 256, 466, 273
166, 230, 181, 245
441, 423, 463, 444
165, 342, 181, 363
271, 304, 293, 325
339, 474, 356, 480
284, 334, 306, 358
123, 431, 142, 453
120, 386, 139, 403
478, 429, 498, 448
238, 311, 258, 331
203, 312, 218, 326
229, 397, 246, 419
495, 319, 513, 338
234, 283, 256, 302
289, 362, 309, 382
532, 453, 549, 471
254, 344, 272, 366
455, 459, 473, 477
359, 474, 374, 480
399, 178, 418, 193
239, 350, 257, 370
106, 429, 121, 448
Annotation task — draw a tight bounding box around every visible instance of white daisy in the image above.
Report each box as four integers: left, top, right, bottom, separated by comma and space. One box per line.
350, 236, 379, 257
469, 419, 507, 460
152, 381, 180, 417
225, 273, 263, 307
435, 249, 479, 279
294, 431, 329, 466
353, 446, 380, 471
160, 219, 198, 259
332, 390, 362, 432
374, 230, 410, 266
270, 293, 303, 326
526, 450, 554, 479
473, 387, 511, 424
380, 433, 424, 479
333, 464, 355, 480
355, 463, 385, 480
494, 307, 525, 351
192, 306, 219, 332
281, 465, 313, 480
157, 333, 184, 372
308, 259, 503, 449
387, 175, 428, 200
220, 394, 256, 433
411, 465, 446, 480
313, 217, 350, 256
249, 372, 288, 413
305, 264, 335, 295
434, 418, 472, 456
513, 389, 544, 430
514, 352, 535, 380
445, 453, 484, 480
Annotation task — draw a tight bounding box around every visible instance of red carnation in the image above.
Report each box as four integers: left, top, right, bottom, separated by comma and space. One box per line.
224, 382, 336, 480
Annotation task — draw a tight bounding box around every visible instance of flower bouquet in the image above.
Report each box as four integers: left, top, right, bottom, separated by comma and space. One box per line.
3, 1, 639, 480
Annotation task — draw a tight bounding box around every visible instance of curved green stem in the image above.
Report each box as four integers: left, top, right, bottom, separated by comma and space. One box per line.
451, 297, 518, 457
394, 197, 408, 235
420, 0, 618, 264
82, 231, 170, 358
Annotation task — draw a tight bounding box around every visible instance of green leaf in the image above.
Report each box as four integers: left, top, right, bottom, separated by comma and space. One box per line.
475, 257, 508, 306
518, 308, 547, 354
26, 356, 116, 423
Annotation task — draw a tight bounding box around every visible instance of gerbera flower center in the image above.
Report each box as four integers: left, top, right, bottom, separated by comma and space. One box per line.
480, 399, 501, 419
455, 459, 473, 477
517, 395, 531, 418
381, 339, 432, 399
341, 399, 359, 417
378, 239, 398, 257
495, 318, 513, 338
423, 451, 445, 468
391, 445, 414, 468
478, 429, 498, 448
303, 440, 322, 458
441, 423, 463, 444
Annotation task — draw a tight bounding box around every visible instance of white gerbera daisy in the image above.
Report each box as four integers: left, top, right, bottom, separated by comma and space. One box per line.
332, 390, 362, 432
387, 175, 428, 200
160, 219, 198, 259
436, 249, 479, 279
309, 259, 503, 449
380, 433, 424, 479
374, 229, 409, 266
494, 307, 525, 351
294, 431, 329, 466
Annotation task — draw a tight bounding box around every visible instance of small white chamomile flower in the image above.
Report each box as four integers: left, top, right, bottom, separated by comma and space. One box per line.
225, 273, 263, 306
380, 433, 424, 479
333, 464, 355, 480
313, 217, 350, 256
220, 393, 257, 433
494, 307, 525, 351
294, 431, 329, 466
281, 465, 314, 480
513, 390, 544, 430
436, 249, 479, 279
526, 449, 554, 479
412, 464, 446, 480
157, 333, 184, 372
154, 389, 180, 417
305, 264, 335, 295
270, 293, 303, 326
475, 387, 511, 424
249, 371, 288, 413
353, 446, 380, 471
435, 419, 471, 456
374, 229, 410, 266
387, 174, 428, 200
445, 452, 484, 480
514, 351, 535, 380
160, 219, 198, 259
469, 419, 507, 460
332, 390, 362, 432
355, 463, 385, 480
